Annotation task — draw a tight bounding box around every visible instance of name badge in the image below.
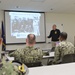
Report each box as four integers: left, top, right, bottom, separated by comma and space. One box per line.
55, 31, 57, 34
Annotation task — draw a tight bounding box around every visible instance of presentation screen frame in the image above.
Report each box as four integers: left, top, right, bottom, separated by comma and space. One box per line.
4, 10, 46, 45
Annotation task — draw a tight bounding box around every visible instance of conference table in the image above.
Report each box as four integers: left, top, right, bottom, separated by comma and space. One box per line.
42, 48, 55, 65
42, 48, 54, 59
29, 63, 75, 75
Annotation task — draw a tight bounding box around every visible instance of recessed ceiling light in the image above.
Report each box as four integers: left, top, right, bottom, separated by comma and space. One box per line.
16, 6, 19, 8
50, 8, 53, 10
31, 0, 45, 2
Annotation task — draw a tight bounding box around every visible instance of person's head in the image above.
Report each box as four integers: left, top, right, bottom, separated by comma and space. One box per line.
59, 32, 67, 41
52, 24, 57, 30
26, 34, 36, 46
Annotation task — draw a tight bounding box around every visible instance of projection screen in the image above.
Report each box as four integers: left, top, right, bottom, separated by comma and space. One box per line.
5, 11, 46, 44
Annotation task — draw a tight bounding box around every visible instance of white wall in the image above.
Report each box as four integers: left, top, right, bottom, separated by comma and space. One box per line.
46, 13, 75, 45
0, 10, 75, 50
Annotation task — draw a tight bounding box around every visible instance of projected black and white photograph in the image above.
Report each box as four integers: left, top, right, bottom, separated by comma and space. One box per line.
10, 12, 41, 38
5, 11, 45, 43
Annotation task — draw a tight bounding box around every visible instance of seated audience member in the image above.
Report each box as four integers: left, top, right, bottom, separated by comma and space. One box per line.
53, 32, 75, 64
9, 34, 43, 67
0, 30, 25, 75
0, 59, 26, 75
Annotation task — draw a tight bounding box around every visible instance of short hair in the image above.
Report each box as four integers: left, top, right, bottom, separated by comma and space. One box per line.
27, 34, 36, 44
60, 32, 67, 40
53, 24, 56, 27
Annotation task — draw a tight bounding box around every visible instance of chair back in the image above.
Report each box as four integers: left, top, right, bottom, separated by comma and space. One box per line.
25, 62, 42, 67
62, 54, 75, 63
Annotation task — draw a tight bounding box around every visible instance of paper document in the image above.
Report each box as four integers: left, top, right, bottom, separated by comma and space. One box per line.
49, 52, 54, 57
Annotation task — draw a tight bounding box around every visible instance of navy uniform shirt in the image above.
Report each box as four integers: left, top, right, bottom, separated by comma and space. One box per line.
53, 41, 75, 64
48, 29, 60, 41
9, 46, 43, 64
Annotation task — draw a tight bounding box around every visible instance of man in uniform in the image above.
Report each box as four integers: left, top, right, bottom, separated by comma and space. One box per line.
0, 29, 26, 75
0, 59, 18, 75
47, 24, 60, 47
9, 34, 43, 67
53, 32, 75, 64
0, 59, 27, 75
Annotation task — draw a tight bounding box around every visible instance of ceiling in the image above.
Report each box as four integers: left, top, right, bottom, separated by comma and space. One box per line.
0, 0, 75, 13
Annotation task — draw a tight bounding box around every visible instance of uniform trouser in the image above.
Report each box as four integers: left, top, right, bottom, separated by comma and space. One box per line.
51, 41, 59, 48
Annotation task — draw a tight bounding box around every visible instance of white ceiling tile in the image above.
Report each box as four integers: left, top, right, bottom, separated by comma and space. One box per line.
0, 0, 75, 13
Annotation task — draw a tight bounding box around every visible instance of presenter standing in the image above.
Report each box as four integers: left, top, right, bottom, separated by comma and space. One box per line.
47, 24, 60, 48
